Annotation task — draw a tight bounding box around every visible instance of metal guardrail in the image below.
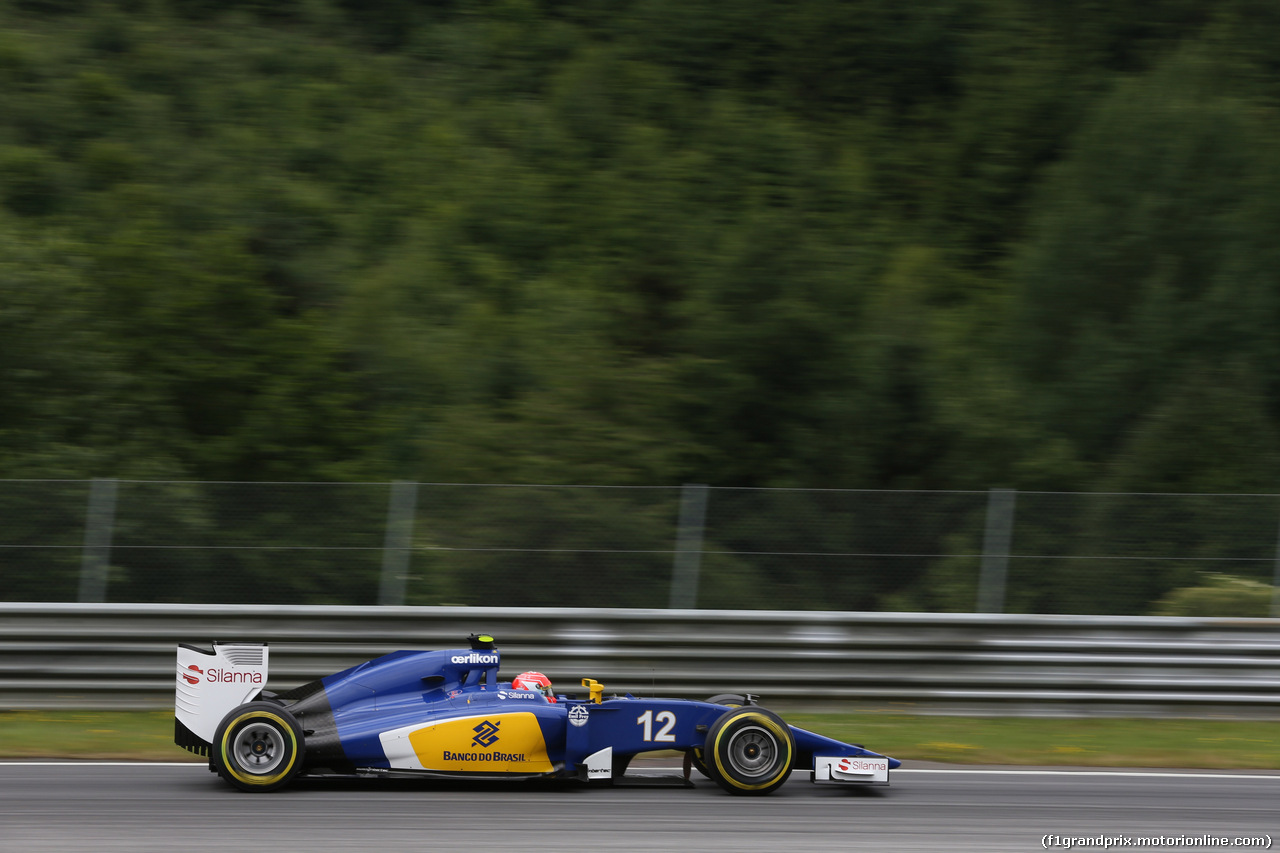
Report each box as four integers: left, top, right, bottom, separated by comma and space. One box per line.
1, 604, 1278, 716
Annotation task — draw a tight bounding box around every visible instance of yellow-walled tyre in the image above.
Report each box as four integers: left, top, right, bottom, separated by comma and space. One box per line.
213, 702, 305, 793
704, 707, 794, 796
690, 694, 748, 779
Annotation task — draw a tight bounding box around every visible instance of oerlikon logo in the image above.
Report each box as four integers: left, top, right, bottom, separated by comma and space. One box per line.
181, 665, 204, 685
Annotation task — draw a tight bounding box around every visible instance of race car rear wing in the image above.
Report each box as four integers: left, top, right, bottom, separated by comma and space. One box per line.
175, 643, 269, 753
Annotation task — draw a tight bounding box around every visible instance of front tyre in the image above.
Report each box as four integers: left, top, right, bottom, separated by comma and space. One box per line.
213, 702, 305, 792
689, 694, 749, 779
704, 707, 794, 796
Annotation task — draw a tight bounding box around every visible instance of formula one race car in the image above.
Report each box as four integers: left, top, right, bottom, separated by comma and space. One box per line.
175, 634, 899, 796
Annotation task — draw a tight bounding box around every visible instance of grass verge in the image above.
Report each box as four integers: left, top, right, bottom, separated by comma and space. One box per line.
785, 713, 1280, 769
2, 710, 1278, 769
0, 711, 192, 761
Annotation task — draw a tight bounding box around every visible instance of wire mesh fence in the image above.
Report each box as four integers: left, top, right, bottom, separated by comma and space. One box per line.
1, 480, 1278, 615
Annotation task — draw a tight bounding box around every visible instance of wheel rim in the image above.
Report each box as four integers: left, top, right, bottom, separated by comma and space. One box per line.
233, 721, 285, 775
725, 725, 780, 778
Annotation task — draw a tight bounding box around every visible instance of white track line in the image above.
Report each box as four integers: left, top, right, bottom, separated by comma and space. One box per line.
2, 762, 1279, 781
896, 768, 1280, 780
0, 762, 201, 767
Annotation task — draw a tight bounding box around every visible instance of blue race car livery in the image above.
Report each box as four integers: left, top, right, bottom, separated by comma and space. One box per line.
174, 634, 899, 795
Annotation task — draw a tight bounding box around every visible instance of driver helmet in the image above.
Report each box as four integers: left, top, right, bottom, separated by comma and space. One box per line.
512, 671, 556, 702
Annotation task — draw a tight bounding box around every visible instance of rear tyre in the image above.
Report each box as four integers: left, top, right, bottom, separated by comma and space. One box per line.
703, 707, 794, 796
213, 702, 305, 793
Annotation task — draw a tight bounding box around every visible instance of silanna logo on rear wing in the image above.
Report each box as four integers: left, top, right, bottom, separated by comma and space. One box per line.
178, 663, 263, 686
175, 643, 271, 746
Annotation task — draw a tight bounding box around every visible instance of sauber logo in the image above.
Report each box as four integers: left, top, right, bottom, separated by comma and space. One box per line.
471, 720, 501, 748
181, 665, 203, 685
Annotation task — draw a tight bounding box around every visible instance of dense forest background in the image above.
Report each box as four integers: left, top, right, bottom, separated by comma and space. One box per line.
4, 0, 1280, 611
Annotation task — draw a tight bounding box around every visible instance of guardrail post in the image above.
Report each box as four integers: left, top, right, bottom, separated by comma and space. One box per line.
379, 481, 418, 606
669, 484, 709, 609
78, 478, 118, 603
977, 487, 1017, 613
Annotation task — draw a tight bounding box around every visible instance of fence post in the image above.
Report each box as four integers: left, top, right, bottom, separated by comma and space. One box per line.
1272, 515, 1280, 618
669, 484, 709, 609
977, 487, 1017, 613
379, 481, 418, 606
79, 478, 118, 603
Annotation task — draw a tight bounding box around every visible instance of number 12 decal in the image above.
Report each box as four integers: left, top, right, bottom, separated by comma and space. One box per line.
637, 710, 677, 742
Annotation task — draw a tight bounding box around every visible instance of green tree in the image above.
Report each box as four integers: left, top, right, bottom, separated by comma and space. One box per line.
1012, 49, 1280, 474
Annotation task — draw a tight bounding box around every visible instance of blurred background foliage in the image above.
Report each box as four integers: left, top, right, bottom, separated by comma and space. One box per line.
4, 0, 1280, 611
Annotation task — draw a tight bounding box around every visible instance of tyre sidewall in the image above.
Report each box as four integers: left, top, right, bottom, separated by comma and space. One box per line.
704, 707, 794, 795
213, 702, 305, 793
690, 695, 747, 778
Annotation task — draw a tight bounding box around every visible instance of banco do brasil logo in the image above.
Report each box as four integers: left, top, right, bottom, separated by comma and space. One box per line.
471, 720, 501, 748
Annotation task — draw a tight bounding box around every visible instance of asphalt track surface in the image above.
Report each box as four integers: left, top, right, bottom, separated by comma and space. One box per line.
1, 762, 1277, 853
